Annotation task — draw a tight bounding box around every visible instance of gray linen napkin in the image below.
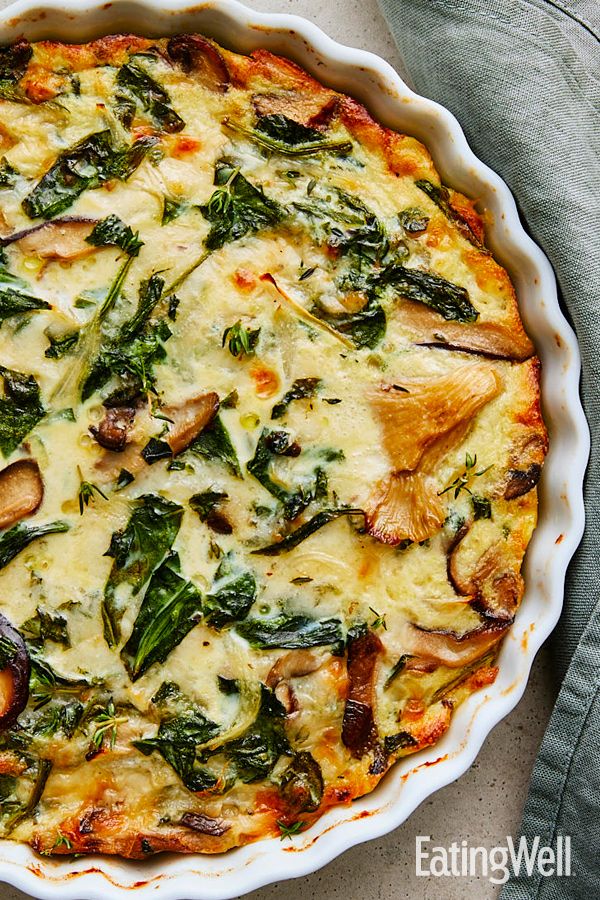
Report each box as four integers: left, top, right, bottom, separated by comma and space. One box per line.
376, 0, 599, 894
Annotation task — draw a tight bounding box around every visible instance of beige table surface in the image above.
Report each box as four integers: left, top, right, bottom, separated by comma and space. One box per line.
0, 0, 558, 897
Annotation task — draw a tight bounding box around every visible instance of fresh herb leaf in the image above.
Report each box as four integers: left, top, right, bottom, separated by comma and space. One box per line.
116, 61, 185, 133
0, 366, 45, 456
0, 521, 69, 571
189, 414, 241, 477
253, 507, 363, 556
22, 131, 158, 220
438, 452, 492, 499
224, 114, 352, 157
85, 214, 143, 256
415, 179, 485, 250
89, 698, 127, 751
28, 652, 90, 710
203, 552, 257, 630
271, 377, 321, 420
121, 552, 204, 680
236, 614, 342, 649
369, 606, 387, 631
200, 159, 286, 250
22, 607, 70, 647
102, 494, 184, 647
375, 263, 479, 323
222, 320, 260, 358
277, 819, 306, 840
78, 467, 108, 514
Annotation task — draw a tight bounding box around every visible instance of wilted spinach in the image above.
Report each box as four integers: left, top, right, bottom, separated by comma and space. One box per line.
247, 428, 327, 520
102, 494, 184, 647
236, 614, 342, 649
44, 330, 79, 359
416, 179, 485, 250
121, 552, 203, 680
200, 159, 286, 250
189, 414, 241, 477
0, 39, 32, 100
0, 157, 18, 187
203, 552, 257, 630
116, 60, 185, 133
310, 294, 386, 349
223, 686, 290, 783
253, 507, 363, 556
224, 114, 352, 157
279, 751, 324, 812
22, 131, 158, 220
271, 377, 321, 420
21, 607, 70, 647
374, 263, 479, 323
0, 267, 50, 325
134, 708, 220, 792
85, 214, 143, 256
0, 367, 45, 457
0, 521, 69, 571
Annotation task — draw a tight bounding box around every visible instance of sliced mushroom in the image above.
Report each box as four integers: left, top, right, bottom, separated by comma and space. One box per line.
448, 526, 523, 623
4, 218, 97, 261
342, 628, 383, 758
180, 812, 230, 836
253, 91, 339, 129
404, 621, 507, 669
401, 300, 534, 361
90, 406, 136, 452
266, 649, 327, 713
163, 392, 220, 455
365, 365, 500, 544
0, 459, 44, 529
0, 614, 30, 730
166, 35, 230, 90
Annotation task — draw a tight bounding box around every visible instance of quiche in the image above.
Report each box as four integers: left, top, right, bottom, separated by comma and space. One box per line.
0, 33, 547, 857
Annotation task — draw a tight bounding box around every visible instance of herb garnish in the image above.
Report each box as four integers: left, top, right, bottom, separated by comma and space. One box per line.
277, 820, 306, 840
222, 320, 260, 358
77, 468, 109, 515
438, 452, 492, 499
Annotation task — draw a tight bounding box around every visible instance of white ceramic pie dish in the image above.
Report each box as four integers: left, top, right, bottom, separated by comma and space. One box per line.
0, 1, 589, 897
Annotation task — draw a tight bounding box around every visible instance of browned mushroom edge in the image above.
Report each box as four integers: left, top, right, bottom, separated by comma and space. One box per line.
447, 524, 520, 625
0, 458, 44, 529
341, 627, 385, 772
90, 406, 136, 452
0, 614, 30, 730
166, 35, 230, 90
179, 811, 230, 836
2, 217, 97, 261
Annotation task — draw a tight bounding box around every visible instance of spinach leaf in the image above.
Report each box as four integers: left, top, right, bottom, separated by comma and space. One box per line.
224, 114, 352, 157
236, 614, 342, 649
398, 207, 429, 233
116, 61, 185, 133
471, 494, 492, 520
310, 295, 386, 349
102, 494, 183, 647
280, 751, 324, 812
85, 214, 143, 256
271, 377, 321, 420
21, 607, 70, 647
0, 367, 45, 457
415, 179, 485, 250
0, 157, 18, 187
189, 414, 241, 477
0, 521, 69, 571
189, 491, 231, 535
28, 651, 90, 710
141, 437, 172, 465
375, 263, 479, 323
253, 507, 363, 556
0, 39, 32, 100
0, 267, 50, 325
223, 686, 289, 782
383, 730, 417, 754
134, 709, 220, 791
162, 198, 187, 225
247, 428, 321, 520
4, 758, 52, 834
81, 273, 170, 402
44, 330, 79, 359
121, 552, 203, 680
204, 552, 257, 630
200, 159, 286, 250
22, 131, 158, 220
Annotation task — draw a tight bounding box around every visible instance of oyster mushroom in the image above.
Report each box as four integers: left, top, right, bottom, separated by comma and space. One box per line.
166, 35, 230, 90
0, 459, 44, 529
365, 364, 500, 545
266, 648, 327, 713
90, 406, 136, 452
163, 392, 220, 455
403, 621, 508, 669
3, 218, 97, 261
252, 91, 339, 129
0, 614, 30, 730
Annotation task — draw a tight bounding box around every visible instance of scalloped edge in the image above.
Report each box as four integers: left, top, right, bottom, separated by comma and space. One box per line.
0, 2, 590, 898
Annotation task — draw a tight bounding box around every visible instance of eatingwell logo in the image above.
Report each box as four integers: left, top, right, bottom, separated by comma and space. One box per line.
416, 835, 572, 884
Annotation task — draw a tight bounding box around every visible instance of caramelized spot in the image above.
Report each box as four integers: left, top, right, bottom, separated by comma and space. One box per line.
250, 364, 279, 398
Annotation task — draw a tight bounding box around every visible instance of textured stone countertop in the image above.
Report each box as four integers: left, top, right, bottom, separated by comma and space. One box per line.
0, 0, 558, 897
